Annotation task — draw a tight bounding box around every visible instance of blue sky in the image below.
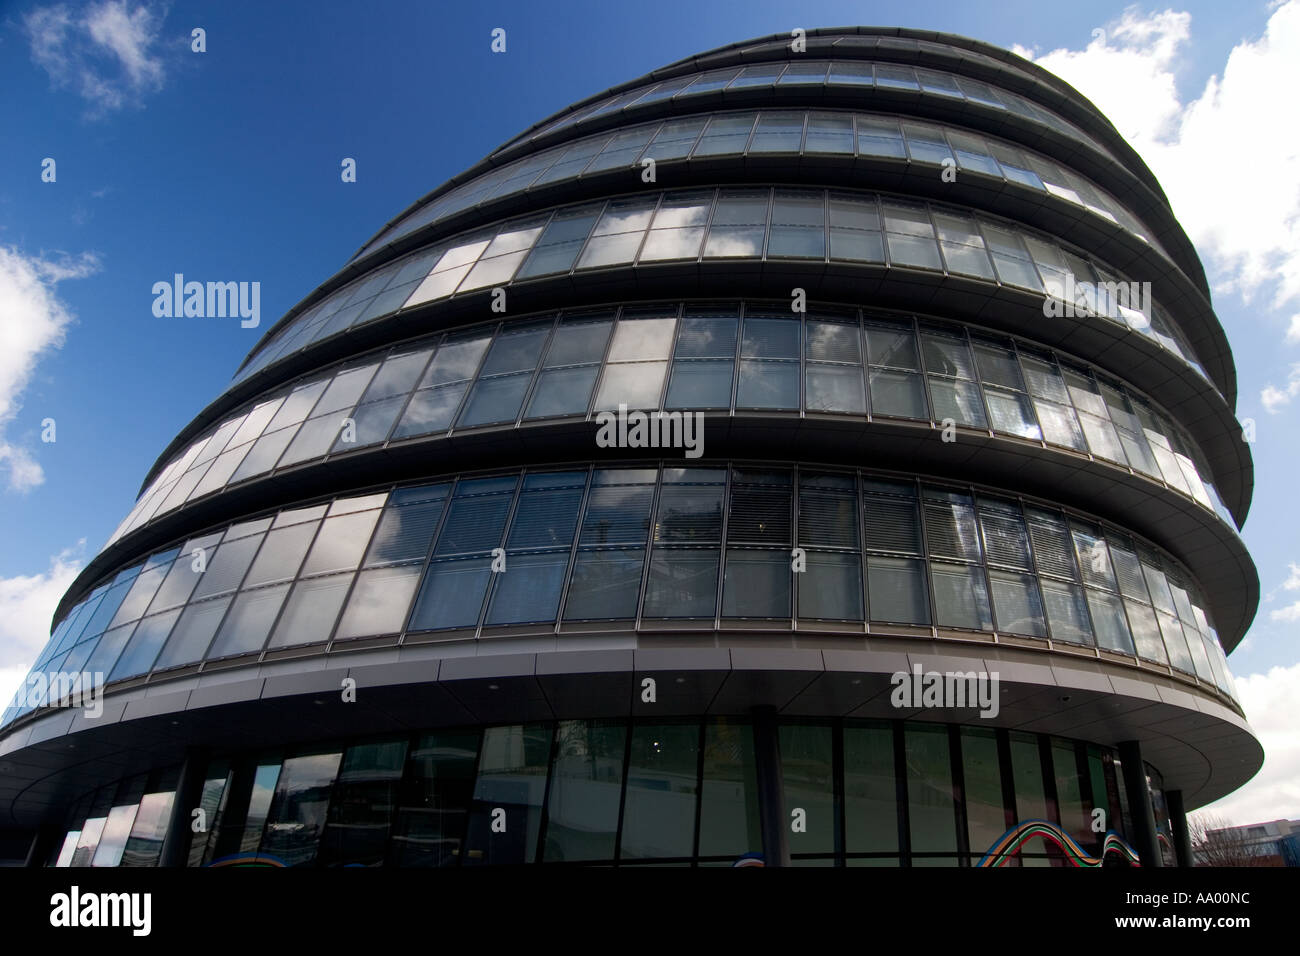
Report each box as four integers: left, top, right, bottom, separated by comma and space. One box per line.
1, 0, 1297, 821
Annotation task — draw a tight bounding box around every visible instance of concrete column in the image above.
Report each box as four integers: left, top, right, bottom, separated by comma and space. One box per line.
751, 706, 789, 867
1118, 740, 1162, 867
1166, 789, 1194, 868
158, 747, 210, 867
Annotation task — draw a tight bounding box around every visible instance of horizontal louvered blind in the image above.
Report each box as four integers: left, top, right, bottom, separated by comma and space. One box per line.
365, 499, 445, 565
580, 485, 653, 545
728, 484, 791, 545
1071, 527, 1116, 590
1107, 538, 1151, 601
799, 492, 859, 548
978, 500, 1031, 569
654, 487, 723, 543
1025, 509, 1076, 579
434, 494, 512, 555
507, 487, 583, 548
922, 493, 981, 561
863, 495, 921, 554
806, 320, 862, 363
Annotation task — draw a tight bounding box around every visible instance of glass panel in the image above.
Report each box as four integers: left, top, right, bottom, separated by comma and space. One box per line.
620, 722, 699, 860
781, 723, 835, 855
335, 565, 421, 638
206, 584, 289, 659
699, 720, 761, 859
390, 730, 479, 866
318, 739, 408, 867
844, 722, 898, 853
464, 724, 553, 865
930, 561, 993, 630
543, 720, 627, 862
906, 724, 957, 855
962, 727, 1006, 856
260, 752, 342, 867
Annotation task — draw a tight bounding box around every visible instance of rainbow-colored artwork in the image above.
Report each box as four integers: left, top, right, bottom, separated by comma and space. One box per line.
206, 853, 288, 868
977, 820, 1141, 867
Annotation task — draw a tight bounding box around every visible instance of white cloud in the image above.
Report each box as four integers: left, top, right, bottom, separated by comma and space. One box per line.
1287, 314, 1300, 344
1270, 562, 1300, 621
1261, 363, 1300, 413
0, 545, 84, 710
24, 1, 168, 116
0, 246, 100, 492
1202, 662, 1300, 823
1014, 3, 1300, 319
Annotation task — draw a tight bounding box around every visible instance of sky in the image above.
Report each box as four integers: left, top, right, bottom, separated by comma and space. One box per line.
0, 0, 1296, 824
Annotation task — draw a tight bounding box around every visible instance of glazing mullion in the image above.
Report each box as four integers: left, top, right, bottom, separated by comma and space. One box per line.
474, 472, 528, 636
961, 325, 995, 435
393, 477, 462, 643
254, 503, 336, 660
912, 475, 941, 637
656, 300, 685, 411
629, 192, 665, 269
633, 462, 666, 628
443, 321, 502, 439
712, 464, 732, 629
512, 314, 561, 428
552, 466, 595, 634
319, 486, 400, 650
585, 304, 624, 420
1005, 337, 1047, 447
195, 516, 282, 668
564, 198, 610, 281
379, 341, 441, 447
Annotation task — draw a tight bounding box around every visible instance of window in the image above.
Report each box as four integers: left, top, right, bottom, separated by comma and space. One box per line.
620, 722, 700, 860
749, 113, 804, 153
543, 720, 627, 861
638, 190, 711, 262
723, 469, 792, 618
564, 468, 655, 620
805, 314, 865, 413
643, 469, 724, 617
768, 191, 825, 259
392, 330, 490, 439
973, 340, 1040, 439
457, 321, 549, 427
865, 319, 926, 418
829, 194, 885, 262
798, 472, 863, 620
737, 307, 800, 409
962, 728, 1007, 855
920, 329, 987, 428
882, 201, 942, 270
576, 198, 657, 270
703, 189, 769, 258
484, 472, 584, 625
666, 305, 738, 409
525, 312, 612, 418
593, 307, 676, 410
906, 724, 957, 859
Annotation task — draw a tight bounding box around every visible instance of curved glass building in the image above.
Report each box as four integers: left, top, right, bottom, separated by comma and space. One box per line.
1, 28, 1260, 869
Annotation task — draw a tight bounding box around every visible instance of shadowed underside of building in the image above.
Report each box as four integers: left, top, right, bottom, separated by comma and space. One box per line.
0, 27, 1260, 868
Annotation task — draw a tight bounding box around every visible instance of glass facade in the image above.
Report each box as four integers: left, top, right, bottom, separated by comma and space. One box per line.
9, 462, 1239, 727
349, 108, 1168, 265
50, 719, 1137, 868
231, 187, 1208, 396
111, 301, 1232, 553
7, 28, 1255, 874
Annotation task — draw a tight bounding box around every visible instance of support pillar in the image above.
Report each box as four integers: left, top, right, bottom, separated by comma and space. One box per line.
1118, 740, 1162, 867
751, 706, 789, 867
1166, 789, 1194, 868
158, 747, 210, 867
